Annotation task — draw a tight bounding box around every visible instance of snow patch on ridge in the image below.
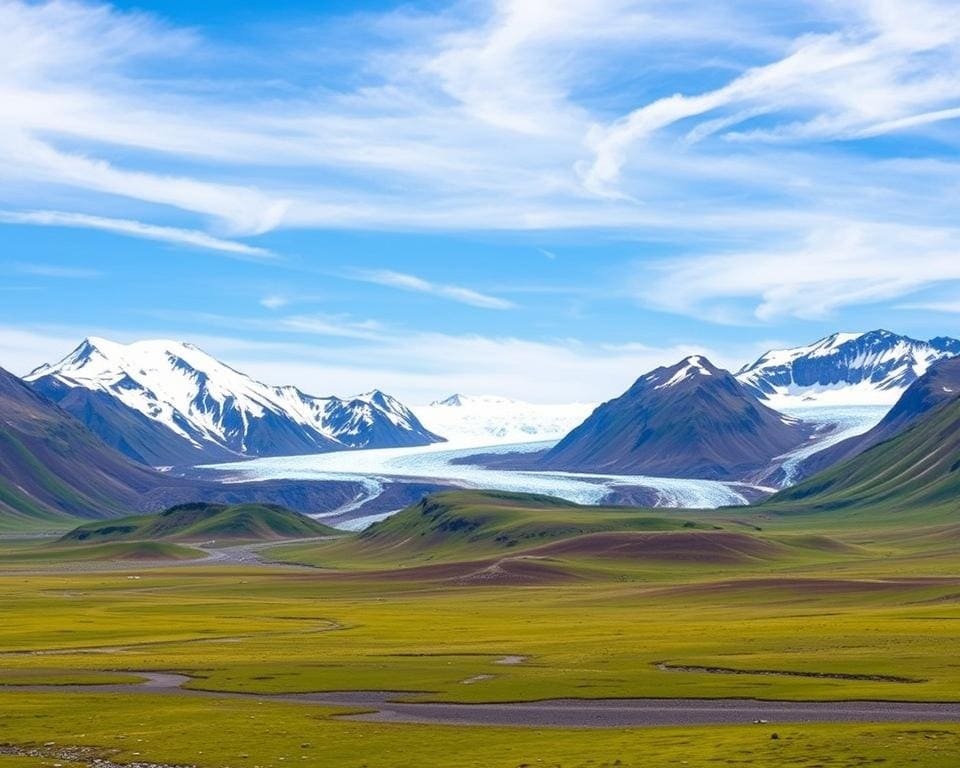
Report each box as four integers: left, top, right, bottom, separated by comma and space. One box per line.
655, 355, 714, 389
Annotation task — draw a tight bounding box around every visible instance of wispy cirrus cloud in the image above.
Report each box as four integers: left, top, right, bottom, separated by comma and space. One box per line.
897, 300, 960, 314
582, 0, 960, 195
1, 0, 960, 327
1, 1, 949, 231
11, 261, 101, 279
350, 269, 515, 310
0, 210, 276, 259
633, 221, 960, 323
259, 295, 289, 310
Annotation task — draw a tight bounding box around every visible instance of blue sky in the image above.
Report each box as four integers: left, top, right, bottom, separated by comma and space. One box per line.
1, 0, 959, 402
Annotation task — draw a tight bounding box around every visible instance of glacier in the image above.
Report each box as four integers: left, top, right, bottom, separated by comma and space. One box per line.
774, 405, 890, 485
199, 405, 893, 529
202, 438, 766, 527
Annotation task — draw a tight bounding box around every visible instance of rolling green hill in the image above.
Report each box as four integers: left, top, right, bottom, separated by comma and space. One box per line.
61, 502, 340, 544
266, 491, 718, 569
362, 490, 705, 552
766, 393, 960, 518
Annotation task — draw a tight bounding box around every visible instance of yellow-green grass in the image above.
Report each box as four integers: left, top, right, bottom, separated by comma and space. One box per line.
0, 669, 144, 686
0, 540, 204, 566
0, 690, 958, 768
262, 494, 960, 581
1, 566, 959, 704
0, 758, 84, 768
2, 490, 960, 767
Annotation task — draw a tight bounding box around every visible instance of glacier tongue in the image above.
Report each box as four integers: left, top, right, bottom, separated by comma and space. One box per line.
774, 405, 890, 486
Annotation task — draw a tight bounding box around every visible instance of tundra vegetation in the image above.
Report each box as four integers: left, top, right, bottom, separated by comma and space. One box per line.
0, 490, 958, 766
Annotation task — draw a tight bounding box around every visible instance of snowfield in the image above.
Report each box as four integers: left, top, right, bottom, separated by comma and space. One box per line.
414, 394, 596, 444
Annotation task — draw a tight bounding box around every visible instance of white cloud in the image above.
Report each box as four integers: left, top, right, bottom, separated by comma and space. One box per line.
259, 295, 289, 310
11, 261, 101, 278
897, 300, 960, 314
2, 136, 290, 235
277, 314, 389, 341
0, 210, 276, 259
634, 222, 960, 322
582, 0, 960, 194
0, 0, 959, 330
0, 0, 842, 236
351, 269, 515, 310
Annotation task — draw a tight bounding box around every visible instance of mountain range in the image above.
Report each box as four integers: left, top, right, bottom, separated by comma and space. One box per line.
542, 355, 811, 480
26, 337, 442, 466
737, 330, 960, 407
3, 327, 960, 531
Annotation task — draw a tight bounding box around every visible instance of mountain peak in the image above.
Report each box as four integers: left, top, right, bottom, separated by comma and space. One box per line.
544, 355, 808, 480
80, 335, 107, 351
429, 393, 524, 408
640, 355, 723, 391
656, 355, 717, 388
737, 329, 960, 407
680, 354, 718, 371
432, 394, 467, 407
823, 330, 866, 343
71, 335, 114, 359
25, 338, 444, 464
358, 389, 390, 403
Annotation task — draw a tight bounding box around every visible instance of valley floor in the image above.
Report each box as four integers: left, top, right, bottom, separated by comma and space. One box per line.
1, 494, 959, 768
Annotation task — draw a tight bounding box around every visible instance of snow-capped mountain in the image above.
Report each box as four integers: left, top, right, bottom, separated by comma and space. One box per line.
542, 355, 810, 480
792, 355, 960, 482
414, 394, 595, 446
26, 338, 443, 466
737, 330, 960, 407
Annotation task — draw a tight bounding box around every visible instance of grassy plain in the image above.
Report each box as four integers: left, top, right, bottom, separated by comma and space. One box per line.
0, 491, 958, 766
2, 690, 958, 768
